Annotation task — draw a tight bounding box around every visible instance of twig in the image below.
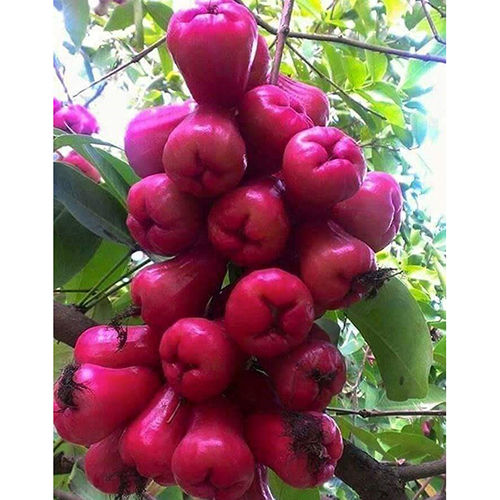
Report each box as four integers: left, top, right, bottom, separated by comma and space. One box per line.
396, 456, 446, 481
419, 0, 446, 45
270, 0, 296, 84
72, 36, 166, 98
84, 81, 108, 107
351, 346, 370, 407
53, 55, 73, 103
327, 408, 446, 418
428, 1, 446, 18
285, 40, 386, 120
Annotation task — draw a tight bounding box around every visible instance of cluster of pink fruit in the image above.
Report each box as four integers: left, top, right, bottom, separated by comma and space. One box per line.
54, 0, 404, 498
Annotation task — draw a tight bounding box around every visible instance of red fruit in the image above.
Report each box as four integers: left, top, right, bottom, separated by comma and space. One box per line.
54, 363, 161, 446
124, 101, 195, 178
74, 325, 162, 369
277, 74, 329, 126
166, 0, 257, 108
264, 338, 346, 411
172, 398, 255, 499
85, 428, 146, 495
208, 178, 290, 267
227, 369, 281, 414
247, 35, 271, 90
245, 411, 343, 488
308, 323, 331, 343
297, 220, 376, 310
331, 171, 403, 252
61, 150, 101, 183
131, 242, 227, 331
163, 106, 247, 197
224, 268, 314, 358
53, 104, 99, 135
160, 318, 243, 402
120, 386, 191, 485
283, 127, 366, 210
238, 85, 314, 175
126, 173, 204, 256
240, 465, 275, 500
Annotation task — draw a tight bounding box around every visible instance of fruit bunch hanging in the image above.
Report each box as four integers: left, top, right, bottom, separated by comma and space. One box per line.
54, 0, 404, 497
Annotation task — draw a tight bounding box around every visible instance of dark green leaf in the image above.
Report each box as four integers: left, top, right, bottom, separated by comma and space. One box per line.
145, 1, 173, 30
53, 132, 117, 151
377, 431, 444, 460
61, 0, 89, 47
268, 470, 320, 500
54, 162, 134, 246
105, 0, 136, 31
54, 203, 101, 287
315, 317, 340, 345
346, 278, 433, 400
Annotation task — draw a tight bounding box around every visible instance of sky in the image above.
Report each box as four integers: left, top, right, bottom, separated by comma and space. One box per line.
54, 2, 446, 220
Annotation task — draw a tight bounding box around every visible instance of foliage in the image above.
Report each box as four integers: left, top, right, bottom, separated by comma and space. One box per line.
53, 0, 446, 498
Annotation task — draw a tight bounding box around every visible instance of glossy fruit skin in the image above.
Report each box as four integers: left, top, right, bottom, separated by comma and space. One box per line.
74, 325, 162, 369
277, 74, 329, 126
331, 171, 403, 252
163, 106, 247, 198
166, 0, 257, 108
208, 178, 290, 267
120, 386, 191, 485
54, 363, 161, 446
264, 338, 346, 411
246, 35, 271, 90
171, 397, 255, 499
160, 318, 243, 402
297, 220, 376, 310
53, 98, 62, 114
124, 102, 195, 178
238, 85, 314, 175
226, 369, 281, 414
283, 127, 366, 210
224, 268, 314, 358
245, 411, 343, 488
53, 104, 99, 135
126, 173, 204, 256
240, 465, 275, 500
61, 150, 101, 183
85, 428, 145, 495
131, 242, 227, 331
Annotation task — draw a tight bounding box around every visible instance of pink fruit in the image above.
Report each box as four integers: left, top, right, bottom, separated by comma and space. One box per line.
53, 104, 99, 135
120, 386, 191, 485
126, 173, 204, 256
331, 171, 403, 252
124, 101, 195, 178
54, 363, 161, 446
167, 0, 257, 107
163, 105, 246, 197
247, 35, 271, 90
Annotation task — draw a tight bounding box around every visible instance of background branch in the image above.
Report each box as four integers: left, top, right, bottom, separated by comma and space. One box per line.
419, 0, 446, 44
53, 301, 96, 347
270, 0, 296, 84
328, 408, 446, 418
396, 457, 446, 481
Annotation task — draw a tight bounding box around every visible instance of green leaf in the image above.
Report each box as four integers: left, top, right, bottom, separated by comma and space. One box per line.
402, 43, 446, 89
70, 468, 108, 500
105, 0, 136, 31
64, 240, 131, 303
411, 111, 428, 146
53, 132, 117, 152
371, 101, 405, 127
145, 1, 173, 30
61, 0, 89, 47
54, 201, 101, 287
433, 336, 446, 367
365, 51, 388, 81
336, 417, 385, 455
315, 317, 340, 345
342, 56, 368, 88
156, 486, 184, 499
376, 385, 446, 410
54, 162, 134, 246
323, 44, 347, 85
377, 432, 444, 460
382, 0, 408, 23
268, 470, 320, 500
346, 278, 433, 401
54, 341, 74, 381
158, 45, 174, 76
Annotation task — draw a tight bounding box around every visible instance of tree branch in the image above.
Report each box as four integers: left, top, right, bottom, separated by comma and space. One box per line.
53, 55, 73, 103
53, 301, 96, 347
419, 0, 446, 45
270, 0, 296, 84
395, 457, 446, 481
328, 408, 446, 418
72, 36, 166, 98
